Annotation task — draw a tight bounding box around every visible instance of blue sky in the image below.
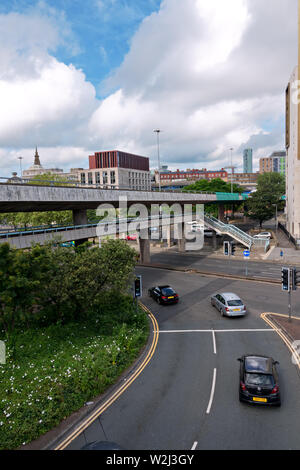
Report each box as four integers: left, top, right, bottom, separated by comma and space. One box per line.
0, 0, 162, 97
0, 0, 298, 176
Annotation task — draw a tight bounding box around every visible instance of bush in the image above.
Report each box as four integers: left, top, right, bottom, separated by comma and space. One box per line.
0, 294, 149, 449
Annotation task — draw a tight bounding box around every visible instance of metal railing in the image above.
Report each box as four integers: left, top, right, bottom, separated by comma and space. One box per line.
0, 213, 194, 240
204, 214, 269, 250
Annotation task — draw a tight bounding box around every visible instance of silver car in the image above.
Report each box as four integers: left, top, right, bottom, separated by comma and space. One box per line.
211, 292, 246, 317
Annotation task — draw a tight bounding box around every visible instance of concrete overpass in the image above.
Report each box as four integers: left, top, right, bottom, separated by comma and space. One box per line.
0, 183, 246, 213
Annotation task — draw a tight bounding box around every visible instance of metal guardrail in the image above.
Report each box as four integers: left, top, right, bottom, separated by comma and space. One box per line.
0, 213, 194, 240
204, 214, 269, 251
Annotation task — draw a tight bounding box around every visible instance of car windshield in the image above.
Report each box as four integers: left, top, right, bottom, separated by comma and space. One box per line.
245, 373, 274, 387
161, 288, 176, 295
227, 300, 243, 306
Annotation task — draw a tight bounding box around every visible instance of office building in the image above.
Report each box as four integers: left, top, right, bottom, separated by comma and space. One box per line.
259, 151, 286, 176
79, 150, 151, 190
243, 149, 253, 173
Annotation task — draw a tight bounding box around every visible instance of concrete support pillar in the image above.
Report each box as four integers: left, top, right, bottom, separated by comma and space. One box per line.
73, 209, 88, 246
73, 209, 88, 226
167, 225, 172, 248
212, 231, 217, 250
139, 228, 151, 264
177, 222, 186, 253
218, 204, 225, 222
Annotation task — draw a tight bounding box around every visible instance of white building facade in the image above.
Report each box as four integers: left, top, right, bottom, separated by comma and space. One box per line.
286, 66, 300, 241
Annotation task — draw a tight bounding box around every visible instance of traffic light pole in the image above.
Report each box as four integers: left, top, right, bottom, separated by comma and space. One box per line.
288, 289, 292, 323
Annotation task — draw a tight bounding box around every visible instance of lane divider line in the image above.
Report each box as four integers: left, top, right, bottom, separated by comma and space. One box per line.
212, 330, 217, 355
55, 303, 159, 450
206, 368, 217, 415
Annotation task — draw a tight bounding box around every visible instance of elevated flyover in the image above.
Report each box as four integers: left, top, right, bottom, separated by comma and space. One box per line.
0, 182, 247, 213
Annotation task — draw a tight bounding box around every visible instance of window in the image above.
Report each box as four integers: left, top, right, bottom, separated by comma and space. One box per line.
95, 172, 100, 184
88, 172, 93, 185
245, 374, 274, 387
111, 171, 116, 185
81, 173, 86, 184
103, 172, 108, 185
227, 300, 243, 306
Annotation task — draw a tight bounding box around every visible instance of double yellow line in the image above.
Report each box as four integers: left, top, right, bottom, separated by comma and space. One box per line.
261, 312, 300, 370
55, 304, 159, 450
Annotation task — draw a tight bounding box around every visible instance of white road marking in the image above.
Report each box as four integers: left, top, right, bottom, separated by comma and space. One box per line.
212, 330, 217, 355
191, 441, 198, 450
206, 368, 217, 415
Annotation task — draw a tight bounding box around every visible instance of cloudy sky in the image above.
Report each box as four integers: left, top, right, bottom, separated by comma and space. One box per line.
0, 0, 298, 176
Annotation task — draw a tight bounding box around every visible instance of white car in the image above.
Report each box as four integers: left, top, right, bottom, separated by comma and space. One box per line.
253, 232, 272, 240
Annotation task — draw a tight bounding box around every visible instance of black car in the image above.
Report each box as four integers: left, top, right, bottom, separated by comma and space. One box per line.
238, 355, 281, 406
148, 285, 179, 305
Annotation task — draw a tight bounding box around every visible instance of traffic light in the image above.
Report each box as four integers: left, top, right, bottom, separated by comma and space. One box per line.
281, 267, 290, 292
291, 268, 300, 291
224, 241, 230, 256
134, 275, 142, 298
230, 242, 236, 256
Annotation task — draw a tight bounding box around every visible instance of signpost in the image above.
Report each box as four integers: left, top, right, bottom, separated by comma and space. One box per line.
243, 250, 250, 276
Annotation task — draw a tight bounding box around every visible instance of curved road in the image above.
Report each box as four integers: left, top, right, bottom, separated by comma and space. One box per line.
66, 267, 300, 450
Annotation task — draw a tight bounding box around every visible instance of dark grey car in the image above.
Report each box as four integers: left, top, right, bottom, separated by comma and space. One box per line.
211, 292, 246, 317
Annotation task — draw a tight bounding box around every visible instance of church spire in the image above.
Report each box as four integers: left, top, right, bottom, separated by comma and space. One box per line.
34, 147, 41, 166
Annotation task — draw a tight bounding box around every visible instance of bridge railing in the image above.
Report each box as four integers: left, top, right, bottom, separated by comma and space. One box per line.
0, 213, 196, 239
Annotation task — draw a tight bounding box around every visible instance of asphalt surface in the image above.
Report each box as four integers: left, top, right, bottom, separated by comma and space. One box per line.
150, 251, 291, 281
66, 267, 300, 450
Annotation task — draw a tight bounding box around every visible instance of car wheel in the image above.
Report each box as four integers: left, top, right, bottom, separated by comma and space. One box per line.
221, 308, 225, 317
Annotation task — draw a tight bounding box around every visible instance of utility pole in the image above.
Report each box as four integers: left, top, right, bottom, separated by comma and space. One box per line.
154, 129, 161, 192
230, 148, 234, 193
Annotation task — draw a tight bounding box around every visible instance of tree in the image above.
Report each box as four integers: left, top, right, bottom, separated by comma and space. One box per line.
0, 174, 75, 228
182, 177, 243, 195
0, 239, 138, 333
182, 178, 244, 217
246, 173, 285, 228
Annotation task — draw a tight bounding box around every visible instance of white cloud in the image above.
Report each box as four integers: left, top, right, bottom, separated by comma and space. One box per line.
0, 0, 297, 177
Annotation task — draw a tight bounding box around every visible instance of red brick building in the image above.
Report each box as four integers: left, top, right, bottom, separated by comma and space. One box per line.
89, 150, 149, 172
157, 168, 228, 184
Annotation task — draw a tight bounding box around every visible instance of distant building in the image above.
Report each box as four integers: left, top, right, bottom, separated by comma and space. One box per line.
230, 172, 259, 185
243, 149, 253, 173
78, 150, 151, 190
259, 151, 286, 175
155, 168, 228, 185
22, 148, 65, 179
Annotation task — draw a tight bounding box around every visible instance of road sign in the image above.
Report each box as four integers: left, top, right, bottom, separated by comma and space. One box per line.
243, 250, 250, 258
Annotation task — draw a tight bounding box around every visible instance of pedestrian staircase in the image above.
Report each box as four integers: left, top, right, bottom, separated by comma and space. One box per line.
204, 214, 269, 251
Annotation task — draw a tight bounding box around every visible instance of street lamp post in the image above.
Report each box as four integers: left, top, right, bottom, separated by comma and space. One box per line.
230, 148, 234, 193
154, 129, 161, 192
272, 204, 278, 234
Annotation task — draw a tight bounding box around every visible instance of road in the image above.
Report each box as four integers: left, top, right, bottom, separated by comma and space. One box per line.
65, 267, 300, 450
150, 251, 292, 281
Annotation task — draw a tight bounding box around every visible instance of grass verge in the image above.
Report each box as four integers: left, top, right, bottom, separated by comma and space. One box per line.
0, 298, 149, 450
